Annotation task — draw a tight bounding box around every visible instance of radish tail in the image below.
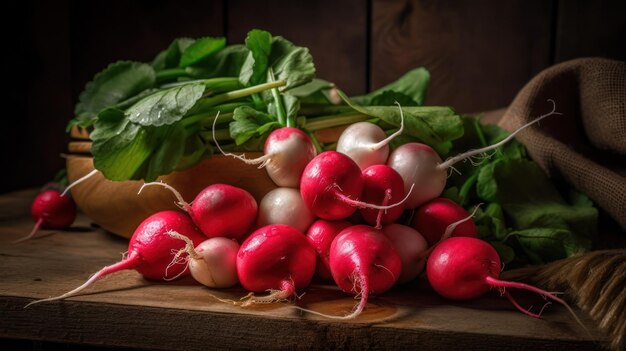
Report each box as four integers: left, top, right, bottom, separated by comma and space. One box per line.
12, 218, 43, 244
138, 181, 191, 212
212, 111, 270, 166
485, 276, 590, 335
503, 291, 551, 318
61, 169, 98, 197
25, 253, 140, 308
240, 280, 296, 307
370, 101, 405, 151
437, 99, 561, 170
162, 230, 196, 282
295, 274, 369, 320
375, 189, 393, 230
334, 184, 415, 211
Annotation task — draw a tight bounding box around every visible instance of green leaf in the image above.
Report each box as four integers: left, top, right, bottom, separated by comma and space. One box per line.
74, 61, 156, 124
186, 44, 249, 78
489, 241, 515, 264
369, 91, 418, 106
506, 227, 591, 264
352, 67, 430, 106
152, 38, 195, 70
229, 106, 280, 145
179, 36, 226, 68
239, 29, 272, 86
476, 161, 498, 202
145, 124, 187, 180
126, 83, 205, 127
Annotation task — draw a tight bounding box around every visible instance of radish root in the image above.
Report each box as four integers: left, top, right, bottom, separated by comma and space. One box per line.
212, 111, 271, 167
295, 273, 369, 320
12, 218, 43, 244
333, 183, 415, 211
61, 169, 99, 197
138, 181, 192, 212
239, 280, 296, 307
370, 101, 405, 151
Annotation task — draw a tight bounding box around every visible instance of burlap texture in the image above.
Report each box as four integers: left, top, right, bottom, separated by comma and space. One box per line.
499, 58, 626, 230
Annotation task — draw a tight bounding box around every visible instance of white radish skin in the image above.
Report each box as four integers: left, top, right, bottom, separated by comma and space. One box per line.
257, 188, 316, 233
263, 128, 317, 187
387, 143, 447, 209
382, 224, 428, 283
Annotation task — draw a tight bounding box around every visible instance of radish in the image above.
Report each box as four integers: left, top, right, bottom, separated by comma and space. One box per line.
388, 100, 561, 208
382, 224, 428, 283
305, 219, 351, 280
300, 151, 412, 220
315, 225, 401, 319
336, 102, 405, 170
139, 182, 257, 241
237, 224, 316, 305
13, 190, 77, 243
359, 165, 406, 227
167, 231, 239, 288
426, 236, 585, 325
26, 210, 207, 306
256, 187, 316, 233
412, 198, 477, 246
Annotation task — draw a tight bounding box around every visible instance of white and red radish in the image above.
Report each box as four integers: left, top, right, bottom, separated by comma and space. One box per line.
382, 224, 428, 283
13, 190, 77, 243
26, 210, 207, 307
139, 182, 257, 241
237, 224, 316, 305
167, 231, 239, 288
325, 225, 402, 319
256, 187, 316, 233
426, 236, 585, 326
359, 165, 406, 227
336, 102, 405, 170
300, 151, 410, 221
412, 198, 477, 246
388, 101, 561, 208
305, 219, 351, 280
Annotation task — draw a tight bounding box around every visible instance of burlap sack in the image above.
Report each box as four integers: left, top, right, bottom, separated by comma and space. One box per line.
499, 58, 626, 230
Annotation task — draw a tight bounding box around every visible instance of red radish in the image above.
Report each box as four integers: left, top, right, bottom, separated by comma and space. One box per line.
359, 165, 406, 227
336, 102, 405, 170
14, 190, 77, 243
167, 231, 239, 288
412, 198, 477, 246
257, 187, 316, 233
427, 237, 586, 327
305, 219, 351, 280
139, 182, 257, 241
382, 224, 428, 283
300, 151, 411, 220
237, 224, 316, 305
26, 210, 206, 307
326, 225, 401, 319
388, 100, 561, 208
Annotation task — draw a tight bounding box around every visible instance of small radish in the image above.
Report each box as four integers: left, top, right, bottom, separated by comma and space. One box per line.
237, 224, 316, 305
319, 225, 401, 319
426, 237, 585, 326
382, 224, 428, 283
336, 102, 405, 170
14, 190, 77, 243
139, 182, 257, 241
305, 219, 352, 280
388, 100, 561, 208
359, 165, 406, 227
167, 231, 239, 288
412, 198, 477, 246
300, 151, 412, 220
256, 187, 316, 233
26, 210, 207, 306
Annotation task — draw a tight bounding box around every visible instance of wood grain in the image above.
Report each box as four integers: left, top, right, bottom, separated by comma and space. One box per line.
0, 190, 606, 350
226, 0, 368, 95
371, 0, 553, 112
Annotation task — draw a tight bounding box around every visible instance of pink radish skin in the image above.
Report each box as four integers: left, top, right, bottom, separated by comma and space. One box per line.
305, 219, 352, 280
237, 224, 316, 305
388, 101, 562, 208
168, 231, 239, 288
412, 198, 477, 246
360, 165, 406, 227
257, 188, 316, 233
14, 190, 77, 243
327, 225, 402, 319
139, 182, 257, 241
26, 210, 207, 306
427, 237, 585, 325
382, 224, 428, 283
218, 126, 317, 188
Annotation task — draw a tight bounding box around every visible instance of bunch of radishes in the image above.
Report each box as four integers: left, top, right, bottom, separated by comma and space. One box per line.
28, 102, 579, 325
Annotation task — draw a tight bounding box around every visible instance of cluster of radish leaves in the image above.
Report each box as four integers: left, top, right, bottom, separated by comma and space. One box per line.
441, 116, 598, 267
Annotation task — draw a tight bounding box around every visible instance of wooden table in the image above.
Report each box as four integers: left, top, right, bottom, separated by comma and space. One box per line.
0, 189, 606, 350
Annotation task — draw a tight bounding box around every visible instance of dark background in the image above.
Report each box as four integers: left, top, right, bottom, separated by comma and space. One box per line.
1, 0, 625, 195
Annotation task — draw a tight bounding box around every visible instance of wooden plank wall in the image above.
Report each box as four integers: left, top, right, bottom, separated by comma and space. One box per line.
2, 0, 625, 194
